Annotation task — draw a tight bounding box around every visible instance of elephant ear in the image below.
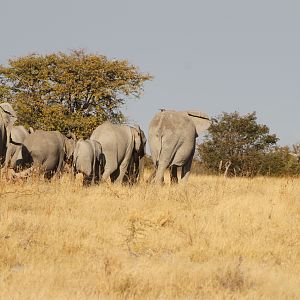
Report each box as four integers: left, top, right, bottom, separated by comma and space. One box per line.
63, 131, 76, 160
132, 125, 147, 157
139, 129, 147, 157
64, 136, 75, 160
0, 103, 17, 147
186, 110, 211, 136
131, 125, 142, 152
0, 103, 17, 126
91, 140, 102, 158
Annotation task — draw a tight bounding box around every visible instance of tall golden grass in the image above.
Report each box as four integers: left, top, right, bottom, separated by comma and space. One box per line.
0, 173, 300, 299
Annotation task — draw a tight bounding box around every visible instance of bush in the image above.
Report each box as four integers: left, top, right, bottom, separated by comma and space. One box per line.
198, 112, 278, 176
198, 112, 300, 177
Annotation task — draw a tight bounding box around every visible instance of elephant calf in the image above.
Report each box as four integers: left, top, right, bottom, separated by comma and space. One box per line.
73, 139, 103, 186
4, 125, 32, 169
12, 130, 75, 179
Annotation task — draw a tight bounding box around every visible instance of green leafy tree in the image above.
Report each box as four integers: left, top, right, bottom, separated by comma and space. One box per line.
198, 112, 278, 176
0, 50, 152, 138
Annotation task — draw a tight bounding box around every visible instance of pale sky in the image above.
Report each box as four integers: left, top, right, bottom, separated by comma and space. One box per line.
1, 0, 299, 145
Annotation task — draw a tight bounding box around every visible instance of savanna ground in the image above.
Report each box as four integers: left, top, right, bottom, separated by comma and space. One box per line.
0, 172, 300, 299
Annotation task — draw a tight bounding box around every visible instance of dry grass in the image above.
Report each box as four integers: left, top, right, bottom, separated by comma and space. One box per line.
0, 173, 300, 299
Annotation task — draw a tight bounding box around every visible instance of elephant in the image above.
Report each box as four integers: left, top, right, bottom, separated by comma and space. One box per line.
0, 102, 17, 165
72, 139, 103, 186
11, 130, 75, 179
125, 129, 147, 184
4, 126, 33, 169
148, 110, 211, 184
90, 121, 146, 184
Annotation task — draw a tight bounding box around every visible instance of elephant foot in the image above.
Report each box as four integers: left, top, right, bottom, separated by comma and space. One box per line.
10, 166, 35, 179
170, 177, 179, 184
1, 167, 13, 180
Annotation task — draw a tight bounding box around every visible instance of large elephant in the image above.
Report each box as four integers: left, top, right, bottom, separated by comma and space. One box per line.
148, 110, 211, 184
12, 130, 75, 179
4, 126, 33, 168
73, 139, 103, 186
0, 102, 17, 164
90, 121, 146, 183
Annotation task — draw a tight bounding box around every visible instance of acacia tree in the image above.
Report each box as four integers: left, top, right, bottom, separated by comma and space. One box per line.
198, 112, 278, 176
0, 50, 152, 138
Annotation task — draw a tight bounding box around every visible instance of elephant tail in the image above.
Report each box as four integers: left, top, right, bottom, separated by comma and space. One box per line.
158, 136, 163, 167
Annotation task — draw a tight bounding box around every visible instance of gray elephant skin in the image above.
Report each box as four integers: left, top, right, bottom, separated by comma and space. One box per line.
90, 121, 146, 183
4, 126, 32, 168
0, 102, 17, 164
125, 128, 147, 184
73, 139, 103, 186
148, 110, 211, 184
13, 130, 75, 179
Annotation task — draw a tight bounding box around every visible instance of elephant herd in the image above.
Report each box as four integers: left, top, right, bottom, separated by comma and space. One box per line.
0, 102, 211, 185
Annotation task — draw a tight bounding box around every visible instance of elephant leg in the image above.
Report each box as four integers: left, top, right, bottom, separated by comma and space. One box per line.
115, 142, 138, 184
137, 155, 146, 183
131, 154, 141, 184
114, 152, 132, 184
94, 154, 104, 184
93, 161, 100, 184
71, 165, 77, 181
146, 169, 156, 183
101, 155, 118, 182
10, 148, 21, 170
1, 147, 11, 178
123, 156, 134, 184
83, 174, 93, 186
110, 169, 119, 183
102, 167, 116, 182
154, 162, 168, 184
56, 154, 65, 177
102, 170, 111, 181
181, 156, 193, 183
44, 171, 55, 180
170, 165, 178, 184
4, 145, 14, 168
115, 163, 128, 184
